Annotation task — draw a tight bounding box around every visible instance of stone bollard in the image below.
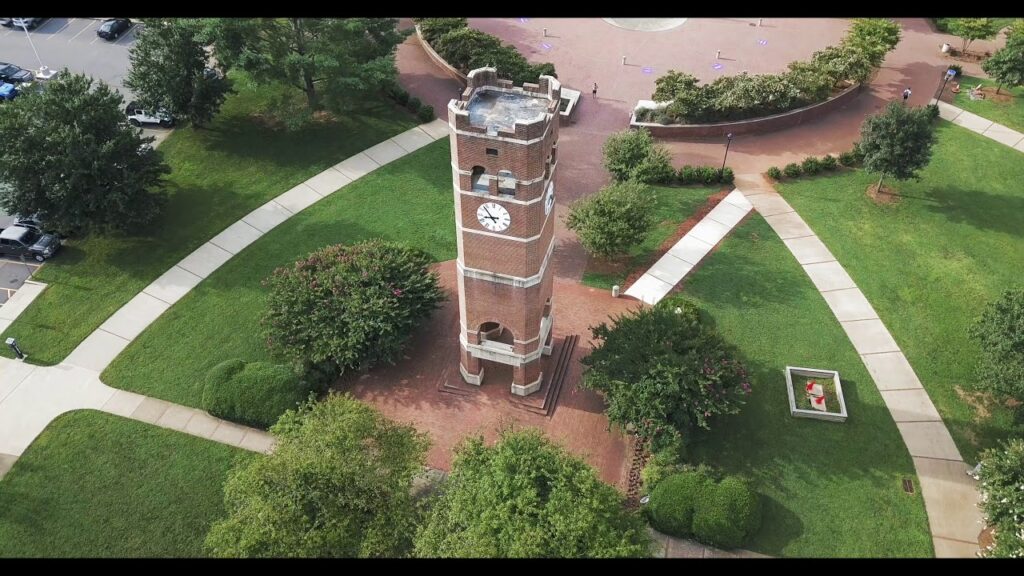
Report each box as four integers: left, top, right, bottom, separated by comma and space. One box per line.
716, 49, 721, 59
622, 55, 626, 66
758, 18, 763, 27
612, 285, 620, 298
543, 27, 547, 37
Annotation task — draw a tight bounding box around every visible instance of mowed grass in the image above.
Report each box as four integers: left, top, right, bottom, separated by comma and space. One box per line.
0, 76, 416, 365
103, 140, 456, 407
952, 74, 1024, 133
776, 122, 1024, 461
683, 215, 932, 557
582, 184, 719, 290
0, 411, 252, 557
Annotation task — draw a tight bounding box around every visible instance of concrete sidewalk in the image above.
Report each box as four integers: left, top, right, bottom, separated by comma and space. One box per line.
737, 173, 983, 558
624, 189, 752, 305
931, 100, 1024, 153
0, 119, 451, 477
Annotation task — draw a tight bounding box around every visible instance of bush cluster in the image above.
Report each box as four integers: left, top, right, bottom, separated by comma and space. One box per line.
649, 19, 900, 124
768, 145, 862, 180
385, 84, 436, 122
646, 468, 762, 549
420, 20, 556, 86
202, 359, 323, 429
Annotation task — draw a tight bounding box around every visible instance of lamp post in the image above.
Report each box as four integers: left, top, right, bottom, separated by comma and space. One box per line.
18, 22, 45, 70
720, 132, 734, 178
6, 337, 25, 360
934, 68, 957, 104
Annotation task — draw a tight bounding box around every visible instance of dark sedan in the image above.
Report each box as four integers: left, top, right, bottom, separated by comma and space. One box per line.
0, 63, 33, 84
96, 18, 131, 40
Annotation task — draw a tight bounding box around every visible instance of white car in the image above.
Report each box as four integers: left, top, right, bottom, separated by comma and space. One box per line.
125, 101, 174, 128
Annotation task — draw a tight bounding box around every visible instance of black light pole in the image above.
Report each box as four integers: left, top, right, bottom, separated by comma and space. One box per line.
720, 132, 734, 178
935, 69, 956, 103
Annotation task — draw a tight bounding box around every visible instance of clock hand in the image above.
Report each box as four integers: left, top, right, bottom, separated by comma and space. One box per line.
482, 207, 498, 222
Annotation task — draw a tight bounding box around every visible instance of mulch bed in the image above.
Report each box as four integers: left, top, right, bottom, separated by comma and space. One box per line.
866, 182, 901, 205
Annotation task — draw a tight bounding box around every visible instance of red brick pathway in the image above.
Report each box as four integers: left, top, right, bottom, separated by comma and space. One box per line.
346, 261, 643, 489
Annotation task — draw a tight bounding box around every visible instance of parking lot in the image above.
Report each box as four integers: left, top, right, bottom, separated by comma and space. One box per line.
0, 258, 40, 304
0, 18, 139, 95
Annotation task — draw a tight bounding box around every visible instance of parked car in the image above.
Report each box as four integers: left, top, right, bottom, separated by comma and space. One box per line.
0, 19, 12, 27
0, 83, 18, 101
125, 101, 173, 127
0, 225, 60, 262
0, 211, 42, 234
11, 18, 46, 30
0, 63, 34, 84
96, 18, 131, 40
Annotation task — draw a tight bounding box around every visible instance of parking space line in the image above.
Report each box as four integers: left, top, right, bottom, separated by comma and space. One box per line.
69, 20, 92, 42
47, 18, 75, 38
90, 34, 101, 45
113, 24, 141, 46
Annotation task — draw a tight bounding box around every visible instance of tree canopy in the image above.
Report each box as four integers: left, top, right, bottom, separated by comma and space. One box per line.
981, 34, 1024, 95
204, 394, 429, 557
858, 101, 936, 191
125, 18, 233, 128
0, 70, 169, 235
414, 429, 651, 558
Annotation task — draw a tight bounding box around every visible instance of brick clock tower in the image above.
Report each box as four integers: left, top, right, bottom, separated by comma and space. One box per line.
447, 67, 560, 396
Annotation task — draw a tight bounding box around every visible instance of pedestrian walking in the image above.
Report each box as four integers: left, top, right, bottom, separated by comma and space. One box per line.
902, 87, 912, 104
592, 82, 598, 98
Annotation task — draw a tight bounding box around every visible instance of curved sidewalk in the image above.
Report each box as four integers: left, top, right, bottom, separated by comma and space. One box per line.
0, 119, 452, 475
735, 174, 983, 558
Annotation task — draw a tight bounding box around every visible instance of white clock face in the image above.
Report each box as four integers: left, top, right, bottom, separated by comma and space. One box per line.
544, 182, 555, 216
477, 202, 511, 232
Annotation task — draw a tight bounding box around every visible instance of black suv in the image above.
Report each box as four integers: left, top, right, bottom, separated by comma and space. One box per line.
0, 62, 33, 84
0, 225, 60, 262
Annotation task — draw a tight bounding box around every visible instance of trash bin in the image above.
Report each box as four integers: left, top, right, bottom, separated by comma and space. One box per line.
941, 43, 951, 54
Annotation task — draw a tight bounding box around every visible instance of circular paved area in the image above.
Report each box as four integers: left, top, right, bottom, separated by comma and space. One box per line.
602, 18, 687, 32
396, 17, 1009, 283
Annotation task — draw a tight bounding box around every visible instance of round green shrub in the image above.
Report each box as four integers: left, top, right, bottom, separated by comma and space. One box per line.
837, 150, 858, 166
417, 104, 436, 122
692, 476, 762, 549
646, 469, 715, 538
801, 156, 822, 175
389, 85, 410, 106
766, 166, 783, 180
782, 163, 802, 178
720, 167, 735, 184
821, 155, 838, 170
678, 165, 698, 184
406, 96, 423, 113
202, 359, 314, 429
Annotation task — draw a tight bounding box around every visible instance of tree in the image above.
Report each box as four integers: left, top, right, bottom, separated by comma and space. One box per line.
977, 438, 1024, 558
415, 18, 468, 45
858, 101, 936, 192
0, 70, 169, 235
566, 181, 657, 259
602, 128, 673, 183
262, 240, 446, 372
969, 288, 1024, 404
1006, 19, 1024, 42
204, 394, 430, 557
205, 18, 404, 114
947, 18, 999, 53
581, 296, 751, 450
125, 18, 233, 128
982, 35, 1024, 95
845, 18, 902, 67
413, 429, 651, 558
652, 70, 700, 102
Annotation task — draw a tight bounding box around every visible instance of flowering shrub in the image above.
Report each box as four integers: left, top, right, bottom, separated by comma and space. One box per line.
581, 296, 751, 450
262, 240, 445, 373
969, 288, 1024, 404
978, 438, 1024, 558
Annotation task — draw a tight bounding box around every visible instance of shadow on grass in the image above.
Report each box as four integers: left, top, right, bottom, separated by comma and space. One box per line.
922, 184, 1024, 239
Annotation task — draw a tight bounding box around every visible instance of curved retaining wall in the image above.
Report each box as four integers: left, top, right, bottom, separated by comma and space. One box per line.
631, 82, 863, 138
415, 25, 469, 87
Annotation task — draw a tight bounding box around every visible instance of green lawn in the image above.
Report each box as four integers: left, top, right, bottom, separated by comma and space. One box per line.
0, 411, 252, 557
777, 122, 1024, 462
682, 215, 933, 558
582, 184, 720, 290
952, 74, 1024, 133
103, 140, 456, 407
0, 76, 416, 365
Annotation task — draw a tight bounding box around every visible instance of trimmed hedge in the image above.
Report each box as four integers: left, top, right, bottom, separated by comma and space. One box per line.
423, 21, 557, 86
202, 359, 318, 429
691, 476, 762, 549
650, 19, 899, 124
677, 165, 734, 185
783, 163, 802, 178
647, 469, 715, 538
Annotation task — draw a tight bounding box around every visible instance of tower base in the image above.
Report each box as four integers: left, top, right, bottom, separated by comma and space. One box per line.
511, 372, 543, 396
